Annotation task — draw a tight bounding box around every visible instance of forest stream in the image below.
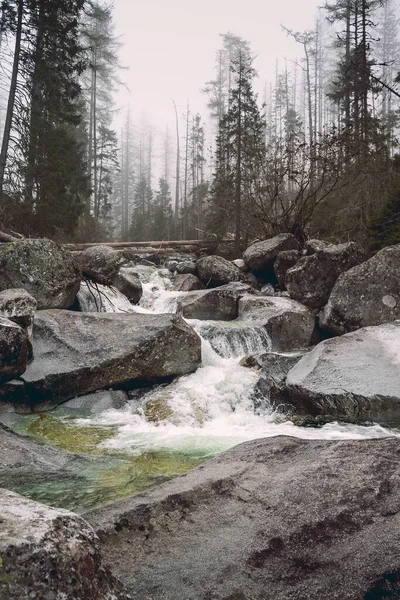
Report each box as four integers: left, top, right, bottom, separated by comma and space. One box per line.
1, 269, 399, 513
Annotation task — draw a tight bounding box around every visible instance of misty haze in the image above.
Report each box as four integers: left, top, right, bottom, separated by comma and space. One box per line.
0, 1, 400, 599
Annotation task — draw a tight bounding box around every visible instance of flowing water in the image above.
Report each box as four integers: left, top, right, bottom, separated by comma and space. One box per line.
3, 269, 400, 511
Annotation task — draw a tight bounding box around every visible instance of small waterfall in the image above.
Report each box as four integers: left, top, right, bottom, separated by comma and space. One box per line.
136, 272, 185, 314
189, 320, 272, 358
77, 282, 136, 313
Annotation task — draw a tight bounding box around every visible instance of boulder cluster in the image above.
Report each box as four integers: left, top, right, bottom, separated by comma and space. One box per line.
1, 233, 400, 599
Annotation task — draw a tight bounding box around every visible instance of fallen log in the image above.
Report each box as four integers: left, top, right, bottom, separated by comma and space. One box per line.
64, 239, 226, 252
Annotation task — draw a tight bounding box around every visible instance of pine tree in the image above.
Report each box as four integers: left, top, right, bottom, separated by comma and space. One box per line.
130, 173, 153, 241
152, 177, 173, 240
20, 0, 90, 237
208, 50, 266, 249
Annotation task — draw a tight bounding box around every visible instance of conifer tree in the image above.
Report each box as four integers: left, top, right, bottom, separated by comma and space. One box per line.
208, 50, 266, 249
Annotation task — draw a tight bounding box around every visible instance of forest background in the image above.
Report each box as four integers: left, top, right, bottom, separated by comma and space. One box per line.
0, 0, 400, 253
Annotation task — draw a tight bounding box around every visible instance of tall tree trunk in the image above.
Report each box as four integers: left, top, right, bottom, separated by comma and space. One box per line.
172, 99, 180, 227
0, 0, 23, 198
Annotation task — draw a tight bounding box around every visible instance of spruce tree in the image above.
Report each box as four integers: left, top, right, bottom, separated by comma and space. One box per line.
208, 50, 266, 249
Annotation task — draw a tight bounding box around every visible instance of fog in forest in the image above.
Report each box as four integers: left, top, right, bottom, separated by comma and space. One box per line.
0, 0, 400, 249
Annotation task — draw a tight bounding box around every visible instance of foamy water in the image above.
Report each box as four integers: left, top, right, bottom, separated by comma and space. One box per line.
70, 274, 400, 457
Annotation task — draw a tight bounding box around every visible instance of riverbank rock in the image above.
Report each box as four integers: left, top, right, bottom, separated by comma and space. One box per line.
0, 289, 37, 331
285, 242, 364, 310
242, 351, 306, 412
243, 233, 300, 279
113, 270, 143, 304
175, 260, 196, 275
274, 249, 301, 289
0, 239, 81, 309
86, 435, 400, 600
0, 310, 201, 409
78, 245, 127, 282
178, 283, 255, 321
238, 295, 316, 351
196, 255, 245, 287
171, 273, 205, 292
320, 244, 400, 334
278, 321, 400, 425
0, 318, 29, 383
304, 238, 332, 255
0, 489, 129, 600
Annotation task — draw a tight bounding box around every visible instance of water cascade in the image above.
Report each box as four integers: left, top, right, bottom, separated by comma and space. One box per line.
4, 267, 399, 510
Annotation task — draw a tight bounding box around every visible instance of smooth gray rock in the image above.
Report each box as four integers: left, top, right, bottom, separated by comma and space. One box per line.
0, 489, 129, 600
0, 310, 201, 408
86, 435, 400, 600
0, 317, 29, 383
62, 389, 129, 413
243, 233, 300, 277
170, 273, 205, 292
0, 239, 81, 309
274, 249, 301, 289
320, 244, 400, 334
285, 242, 365, 310
196, 255, 245, 287
78, 245, 127, 282
113, 270, 143, 304
238, 295, 316, 351
178, 283, 255, 321
280, 321, 400, 424
0, 288, 37, 330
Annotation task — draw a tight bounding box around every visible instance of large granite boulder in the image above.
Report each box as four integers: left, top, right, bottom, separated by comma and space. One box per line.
0, 239, 81, 309
0, 288, 37, 331
196, 255, 245, 287
242, 351, 306, 411
320, 244, 400, 334
238, 295, 316, 351
285, 241, 364, 310
78, 245, 127, 282
278, 321, 400, 425
0, 317, 29, 383
86, 435, 400, 600
273, 249, 301, 289
178, 283, 255, 321
0, 310, 201, 408
113, 269, 143, 304
243, 233, 300, 278
0, 489, 129, 600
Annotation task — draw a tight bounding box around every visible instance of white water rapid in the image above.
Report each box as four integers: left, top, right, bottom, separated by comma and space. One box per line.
71, 270, 400, 459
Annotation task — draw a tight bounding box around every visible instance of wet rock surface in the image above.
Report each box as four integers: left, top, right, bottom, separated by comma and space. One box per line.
113, 270, 143, 304
0, 488, 129, 600
178, 282, 256, 321
278, 321, 400, 425
0, 310, 201, 408
285, 242, 364, 310
78, 245, 127, 282
238, 295, 316, 351
0, 239, 81, 309
86, 435, 400, 600
320, 244, 400, 334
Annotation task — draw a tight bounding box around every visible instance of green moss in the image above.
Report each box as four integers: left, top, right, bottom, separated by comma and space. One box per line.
28, 415, 115, 453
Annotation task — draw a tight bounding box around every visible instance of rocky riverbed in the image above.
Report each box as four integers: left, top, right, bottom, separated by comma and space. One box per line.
0, 234, 400, 599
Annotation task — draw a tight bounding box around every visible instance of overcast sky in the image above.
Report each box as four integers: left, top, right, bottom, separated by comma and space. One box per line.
112, 0, 322, 134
